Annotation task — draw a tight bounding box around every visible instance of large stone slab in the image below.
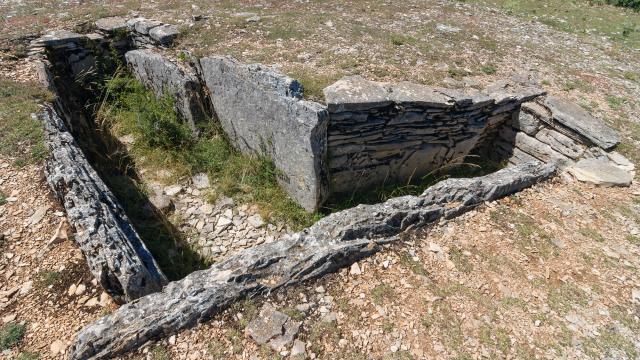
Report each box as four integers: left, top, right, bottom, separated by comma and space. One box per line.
69, 161, 555, 360
541, 96, 620, 150
42, 105, 168, 303
199, 56, 329, 212
125, 50, 207, 133
568, 158, 633, 187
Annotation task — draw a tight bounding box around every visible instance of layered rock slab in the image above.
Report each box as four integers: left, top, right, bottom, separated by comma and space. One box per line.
323, 76, 545, 193
69, 161, 554, 360
41, 105, 168, 303
495, 93, 633, 186
199, 56, 330, 212
125, 50, 208, 133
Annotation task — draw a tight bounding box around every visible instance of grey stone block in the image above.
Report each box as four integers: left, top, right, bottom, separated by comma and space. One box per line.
513, 111, 540, 135
199, 56, 329, 212
514, 132, 573, 168
569, 158, 633, 187
95, 16, 128, 33
148, 24, 180, 45
125, 50, 207, 133
323, 75, 392, 112
535, 128, 585, 160
324, 77, 545, 194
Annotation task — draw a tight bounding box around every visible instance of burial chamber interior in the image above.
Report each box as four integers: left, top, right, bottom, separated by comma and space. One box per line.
31, 19, 626, 291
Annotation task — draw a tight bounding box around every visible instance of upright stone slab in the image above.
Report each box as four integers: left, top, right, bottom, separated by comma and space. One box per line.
199, 56, 329, 212
125, 50, 207, 133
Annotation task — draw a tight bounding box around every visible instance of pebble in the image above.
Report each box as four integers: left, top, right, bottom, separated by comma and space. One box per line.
51, 340, 66, 355
350, 262, 362, 275
75, 284, 86, 296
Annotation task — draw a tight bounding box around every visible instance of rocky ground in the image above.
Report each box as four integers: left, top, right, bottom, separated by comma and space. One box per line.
1, 0, 640, 359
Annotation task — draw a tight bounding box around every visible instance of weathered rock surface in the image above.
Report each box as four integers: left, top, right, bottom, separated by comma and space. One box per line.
323, 76, 545, 193
41, 105, 168, 303
497, 94, 626, 173
69, 161, 554, 360
148, 24, 180, 45
199, 56, 329, 212
568, 158, 634, 187
245, 305, 301, 351
541, 96, 620, 150
95, 17, 128, 33
125, 50, 207, 133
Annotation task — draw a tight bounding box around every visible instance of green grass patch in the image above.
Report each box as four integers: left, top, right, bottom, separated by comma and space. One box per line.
548, 283, 588, 313
287, 67, 340, 102
399, 253, 429, 276
99, 75, 318, 230
16, 353, 40, 360
371, 283, 396, 305
35, 270, 61, 288
627, 234, 640, 245
0, 78, 51, 166
466, 0, 640, 47
448, 247, 474, 273
150, 345, 171, 360
579, 227, 605, 242
0, 322, 26, 350
481, 64, 497, 75
0, 191, 6, 205
605, 95, 627, 110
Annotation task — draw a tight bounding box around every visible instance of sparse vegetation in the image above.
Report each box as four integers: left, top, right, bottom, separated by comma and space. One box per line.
0, 322, 26, 350
35, 270, 61, 288
399, 253, 429, 276
100, 74, 319, 229
150, 345, 172, 360
371, 283, 396, 305
0, 79, 51, 166
579, 227, 606, 242
0, 190, 6, 205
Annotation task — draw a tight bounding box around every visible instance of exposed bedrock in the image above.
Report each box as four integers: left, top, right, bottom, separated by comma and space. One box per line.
125, 49, 208, 133
42, 105, 168, 303
323, 76, 545, 194
199, 56, 330, 212
69, 161, 555, 360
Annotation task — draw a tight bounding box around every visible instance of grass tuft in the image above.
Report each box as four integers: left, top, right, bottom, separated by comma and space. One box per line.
0, 322, 26, 350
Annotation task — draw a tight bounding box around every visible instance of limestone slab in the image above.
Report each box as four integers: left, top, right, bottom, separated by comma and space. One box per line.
199, 56, 329, 212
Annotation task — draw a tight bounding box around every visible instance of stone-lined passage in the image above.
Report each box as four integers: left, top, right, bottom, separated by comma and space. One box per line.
69, 161, 555, 360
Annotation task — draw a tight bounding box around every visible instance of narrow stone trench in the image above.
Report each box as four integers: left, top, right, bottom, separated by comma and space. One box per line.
26, 16, 635, 360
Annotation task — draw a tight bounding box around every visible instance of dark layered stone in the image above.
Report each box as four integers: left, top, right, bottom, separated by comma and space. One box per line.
42, 105, 168, 303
